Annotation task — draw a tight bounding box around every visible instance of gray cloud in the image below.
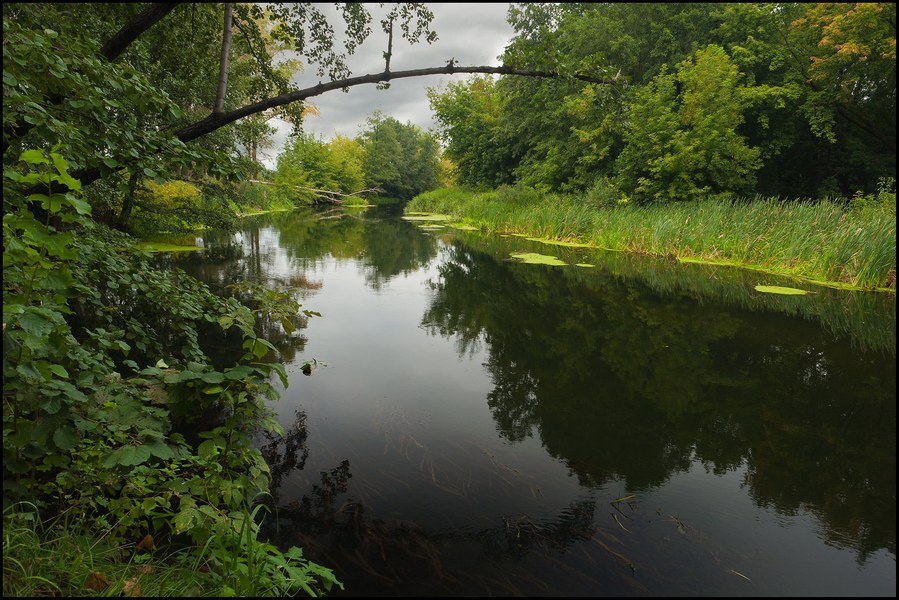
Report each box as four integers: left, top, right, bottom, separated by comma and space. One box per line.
260, 3, 513, 168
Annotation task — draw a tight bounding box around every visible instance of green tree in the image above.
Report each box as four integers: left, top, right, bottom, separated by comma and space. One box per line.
274, 133, 338, 203
359, 114, 440, 199
428, 76, 517, 188
327, 135, 366, 194
615, 45, 762, 203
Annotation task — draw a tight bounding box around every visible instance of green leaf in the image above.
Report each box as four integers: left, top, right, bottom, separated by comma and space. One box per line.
202, 385, 224, 394
65, 195, 91, 215
19, 149, 49, 165
49, 154, 81, 190
243, 337, 276, 359
280, 317, 296, 335
754, 285, 809, 295
52, 427, 78, 451
15, 363, 42, 382
174, 507, 199, 534
224, 365, 254, 380
40, 396, 62, 414
509, 252, 567, 266
111, 444, 152, 467
271, 362, 288, 388
200, 371, 225, 384
197, 439, 219, 460
145, 440, 175, 460
48, 364, 69, 379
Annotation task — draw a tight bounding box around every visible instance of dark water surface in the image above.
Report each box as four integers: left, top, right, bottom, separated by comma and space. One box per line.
173, 206, 895, 596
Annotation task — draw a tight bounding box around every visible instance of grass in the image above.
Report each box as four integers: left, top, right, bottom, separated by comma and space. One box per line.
3, 503, 207, 597
407, 186, 896, 292
2, 501, 338, 597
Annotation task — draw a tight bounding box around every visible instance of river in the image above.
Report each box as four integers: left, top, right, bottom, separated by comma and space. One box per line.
168, 204, 896, 596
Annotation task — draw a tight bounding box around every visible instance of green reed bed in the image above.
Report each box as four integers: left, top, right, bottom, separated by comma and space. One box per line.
407, 188, 896, 291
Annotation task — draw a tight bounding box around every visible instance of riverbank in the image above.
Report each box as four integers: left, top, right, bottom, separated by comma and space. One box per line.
406, 186, 896, 292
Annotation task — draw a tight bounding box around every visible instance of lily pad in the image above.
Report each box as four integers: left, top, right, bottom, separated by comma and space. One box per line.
575, 263, 596, 268
510, 252, 567, 266
754, 285, 809, 295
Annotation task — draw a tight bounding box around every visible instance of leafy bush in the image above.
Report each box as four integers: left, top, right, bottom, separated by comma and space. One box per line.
3, 149, 340, 596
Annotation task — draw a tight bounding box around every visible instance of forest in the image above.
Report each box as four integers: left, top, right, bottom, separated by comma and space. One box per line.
3, 2, 895, 597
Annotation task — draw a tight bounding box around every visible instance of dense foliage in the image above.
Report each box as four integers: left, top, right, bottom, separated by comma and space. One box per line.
3, 149, 338, 595
429, 2, 896, 201
273, 114, 441, 204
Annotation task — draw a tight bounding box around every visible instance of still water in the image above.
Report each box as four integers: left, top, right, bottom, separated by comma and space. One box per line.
173, 205, 895, 596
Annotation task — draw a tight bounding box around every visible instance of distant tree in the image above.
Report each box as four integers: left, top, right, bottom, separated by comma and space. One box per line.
359, 114, 440, 199
273, 133, 337, 203
327, 135, 366, 194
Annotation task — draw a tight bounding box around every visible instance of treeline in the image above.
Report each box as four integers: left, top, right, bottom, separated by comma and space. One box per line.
272, 113, 443, 204
428, 3, 896, 203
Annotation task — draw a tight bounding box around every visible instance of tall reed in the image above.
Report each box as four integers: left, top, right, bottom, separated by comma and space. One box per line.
407, 187, 896, 290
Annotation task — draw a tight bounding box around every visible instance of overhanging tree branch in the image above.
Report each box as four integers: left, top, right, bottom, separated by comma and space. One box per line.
176, 64, 613, 142
34, 64, 613, 194
100, 3, 181, 62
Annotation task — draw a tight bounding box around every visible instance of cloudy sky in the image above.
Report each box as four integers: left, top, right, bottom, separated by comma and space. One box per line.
261, 3, 514, 168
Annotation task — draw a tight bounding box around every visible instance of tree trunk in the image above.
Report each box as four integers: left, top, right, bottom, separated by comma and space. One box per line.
214, 3, 233, 114
115, 170, 141, 231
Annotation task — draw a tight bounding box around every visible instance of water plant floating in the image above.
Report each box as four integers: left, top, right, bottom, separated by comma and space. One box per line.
510, 252, 567, 266
754, 285, 810, 295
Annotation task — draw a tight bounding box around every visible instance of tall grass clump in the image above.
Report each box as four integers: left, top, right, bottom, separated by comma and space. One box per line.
406, 186, 481, 215
3, 503, 205, 597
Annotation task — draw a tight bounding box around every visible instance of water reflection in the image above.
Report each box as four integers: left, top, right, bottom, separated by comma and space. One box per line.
423, 238, 895, 560
169, 207, 894, 595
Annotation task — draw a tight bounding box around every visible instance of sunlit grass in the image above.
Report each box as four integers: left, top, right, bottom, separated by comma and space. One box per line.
408, 187, 896, 291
